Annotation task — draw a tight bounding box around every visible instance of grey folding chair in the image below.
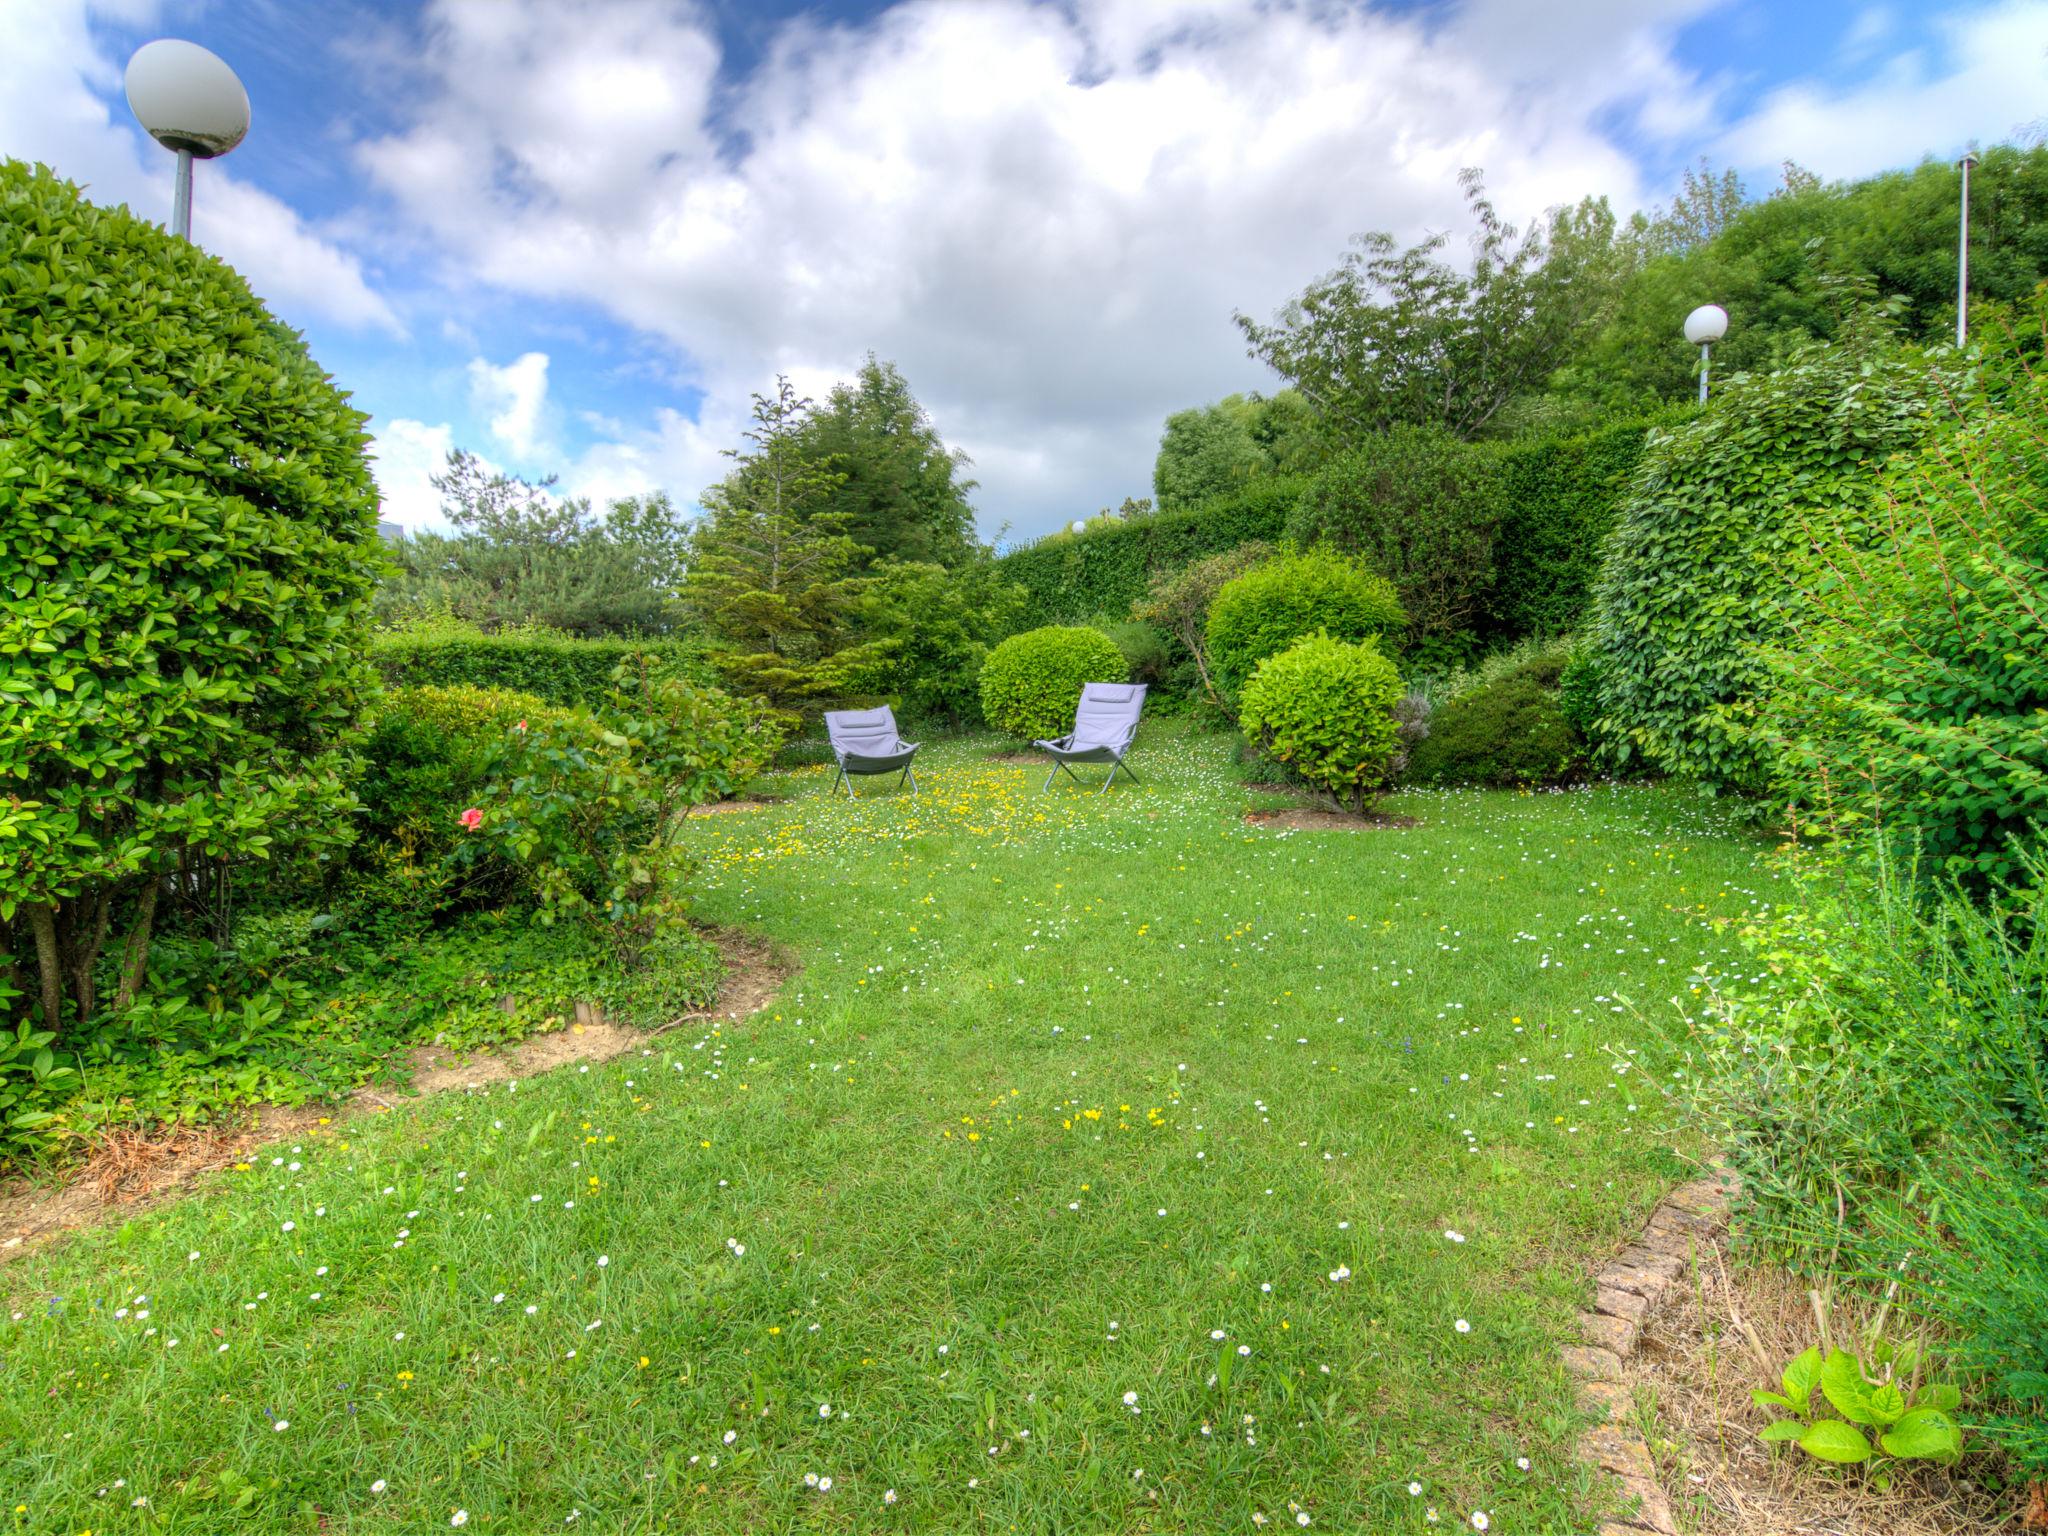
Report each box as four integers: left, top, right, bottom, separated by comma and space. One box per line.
824, 706, 919, 798
1036, 682, 1148, 794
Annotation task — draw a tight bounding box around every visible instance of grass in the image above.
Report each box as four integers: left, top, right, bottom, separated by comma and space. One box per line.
0, 726, 1779, 1533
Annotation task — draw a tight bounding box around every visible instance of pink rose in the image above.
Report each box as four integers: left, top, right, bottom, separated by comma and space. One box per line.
458, 807, 483, 830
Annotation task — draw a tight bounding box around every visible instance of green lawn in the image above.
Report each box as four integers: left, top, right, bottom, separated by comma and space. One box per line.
1, 728, 1778, 1534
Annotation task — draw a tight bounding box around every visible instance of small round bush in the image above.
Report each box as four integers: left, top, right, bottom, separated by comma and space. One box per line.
1404, 672, 1581, 788
979, 625, 1128, 740
1238, 632, 1404, 814
1207, 548, 1404, 698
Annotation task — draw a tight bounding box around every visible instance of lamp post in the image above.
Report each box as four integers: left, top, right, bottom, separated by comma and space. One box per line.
124, 39, 250, 242
1683, 304, 1729, 404
1957, 152, 1978, 348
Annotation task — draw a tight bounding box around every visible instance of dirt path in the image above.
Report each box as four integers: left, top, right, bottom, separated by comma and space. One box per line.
0, 928, 793, 1263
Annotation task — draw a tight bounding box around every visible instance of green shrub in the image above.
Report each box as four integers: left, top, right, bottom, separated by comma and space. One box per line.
1289, 425, 1505, 648
995, 478, 1305, 625
1096, 619, 1174, 688
465, 669, 782, 963
845, 557, 1029, 728
1131, 541, 1276, 708
977, 626, 1129, 740
353, 685, 572, 914
1403, 671, 1581, 788
370, 619, 718, 708
1238, 633, 1404, 813
1555, 639, 1608, 747
1587, 325, 1947, 791
1751, 308, 2048, 887
0, 161, 385, 1039
1206, 548, 1404, 698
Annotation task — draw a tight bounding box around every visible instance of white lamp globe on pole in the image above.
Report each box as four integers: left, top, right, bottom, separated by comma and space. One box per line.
1683, 304, 1729, 404
1071, 520, 1088, 535
124, 39, 250, 243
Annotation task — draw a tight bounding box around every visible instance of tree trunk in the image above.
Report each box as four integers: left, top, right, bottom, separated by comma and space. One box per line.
113, 878, 161, 1015
24, 902, 63, 1035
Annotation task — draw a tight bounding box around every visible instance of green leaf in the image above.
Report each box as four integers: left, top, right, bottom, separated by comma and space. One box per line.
1797, 1419, 1873, 1464
1879, 1408, 1961, 1463
1866, 1383, 1906, 1426
1781, 1346, 1824, 1413
1820, 1349, 1877, 1425
1924, 1382, 1962, 1413
1759, 1419, 1807, 1443
1751, 1389, 1798, 1413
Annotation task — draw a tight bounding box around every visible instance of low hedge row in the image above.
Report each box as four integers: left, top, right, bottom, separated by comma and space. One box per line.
370, 628, 719, 707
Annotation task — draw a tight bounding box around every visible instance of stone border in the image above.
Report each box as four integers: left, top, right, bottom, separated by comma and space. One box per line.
1563, 1169, 1738, 1536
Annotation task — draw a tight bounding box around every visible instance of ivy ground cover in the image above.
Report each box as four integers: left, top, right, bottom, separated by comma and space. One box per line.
0, 729, 1777, 1533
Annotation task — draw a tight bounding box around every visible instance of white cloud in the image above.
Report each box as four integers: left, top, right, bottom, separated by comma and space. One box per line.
366, 417, 456, 533
468, 351, 552, 459
0, 0, 402, 336
358, 0, 1682, 537
1713, 0, 2048, 178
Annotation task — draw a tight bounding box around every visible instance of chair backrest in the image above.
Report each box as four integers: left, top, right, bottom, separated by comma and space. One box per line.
1069, 682, 1147, 748
824, 706, 902, 756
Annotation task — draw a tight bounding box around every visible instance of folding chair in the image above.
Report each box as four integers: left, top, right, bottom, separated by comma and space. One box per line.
824, 706, 919, 798
1036, 682, 1148, 794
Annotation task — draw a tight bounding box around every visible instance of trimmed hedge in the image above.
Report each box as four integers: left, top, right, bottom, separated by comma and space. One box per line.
978, 625, 1129, 740
371, 626, 719, 708
1238, 633, 1404, 813
1404, 672, 1581, 788
996, 479, 1305, 625
1206, 548, 1404, 697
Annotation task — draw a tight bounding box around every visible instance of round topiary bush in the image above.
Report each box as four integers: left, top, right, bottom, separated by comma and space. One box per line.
978, 625, 1128, 740
1238, 632, 1404, 813
1206, 547, 1404, 698
1404, 672, 1581, 788
0, 160, 386, 1036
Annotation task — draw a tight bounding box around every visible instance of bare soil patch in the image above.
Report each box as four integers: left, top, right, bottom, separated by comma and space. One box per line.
1243, 807, 1420, 831
983, 752, 1046, 766
1622, 1240, 2016, 1535
0, 927, 794, 1262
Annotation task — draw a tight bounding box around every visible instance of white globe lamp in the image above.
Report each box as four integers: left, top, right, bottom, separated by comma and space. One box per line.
1683, 304, 1728, 403
124, 40, 251, 242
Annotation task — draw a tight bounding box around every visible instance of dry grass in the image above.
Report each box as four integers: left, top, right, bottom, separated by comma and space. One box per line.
1625, 1240, 2016, 1534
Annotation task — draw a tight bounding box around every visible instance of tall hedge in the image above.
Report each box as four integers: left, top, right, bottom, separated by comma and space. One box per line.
1589, 333, 1948, 791
0, 160, 384, 1033
996, 478, 1304, 624
370, 626, 719, 707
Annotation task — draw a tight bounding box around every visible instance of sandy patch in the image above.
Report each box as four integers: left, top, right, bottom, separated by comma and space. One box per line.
0, 927, 794, 1262
1243, 808, 1420, 831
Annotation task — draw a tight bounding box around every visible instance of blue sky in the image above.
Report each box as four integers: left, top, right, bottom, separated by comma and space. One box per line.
4, 0, 2041, 541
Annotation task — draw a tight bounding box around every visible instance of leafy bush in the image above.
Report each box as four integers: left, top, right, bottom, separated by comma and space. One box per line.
1289, 424, 1506, 648
1752, 306, 2048, 886
845, 557, 1029, 728
1238, 633, 1404, 813
0, 161, 385, 1038
977, 626, 1129, 740
996, 478, 1305, 626
370, 618, 718, 708
1131, 541, 1276, 708
1206, 548, 1404, 698
1096, 620, 1174, 689
1752, 1340, 1962, 1468
465, 668, 781, 962
353, 685, 573, 914
1555, 638, 1608, 748
1403, 666, 1581, 788
1587, 324, 1947, 791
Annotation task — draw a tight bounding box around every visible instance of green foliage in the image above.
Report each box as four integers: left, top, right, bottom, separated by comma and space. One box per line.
1753, 1342, 1963, 1469
370, 619, 717, 708
1153, 391, 1318, 509
0, 160, 384, 1038
792, 355, 979, 569
375, 451, 689, 637
466, 667, 782, 963
995, 479, 1304, 626
1237, 169, 1630, 440
843, 556, 1029, 728
1587, 324, 1945, 789
1095, 619, 1174, 690
1205, 547, 1404, 698
0, 1018, 76, 1139
1131, 540, 1276, 708
976, 626, 1128, 741
1237, 632, 1404, 814
1752, 303, 2048, 886
1558, 146, 2048, 414
1290, 425, 1507, 646
1555, 638, 1610, 748
1404, 655, 1581, 789
685, 378, 886, 723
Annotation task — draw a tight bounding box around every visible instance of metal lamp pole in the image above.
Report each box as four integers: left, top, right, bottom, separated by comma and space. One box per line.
124, 39, 251, 243
1683, 304, 1729, 404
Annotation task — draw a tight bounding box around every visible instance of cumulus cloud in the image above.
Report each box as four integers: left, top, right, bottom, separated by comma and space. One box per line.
367, 417, 457, 533
359, 0, 1685, 537
0, 0, 402, 336
468, 351, 552, 459
1713, 0, 2048, 178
